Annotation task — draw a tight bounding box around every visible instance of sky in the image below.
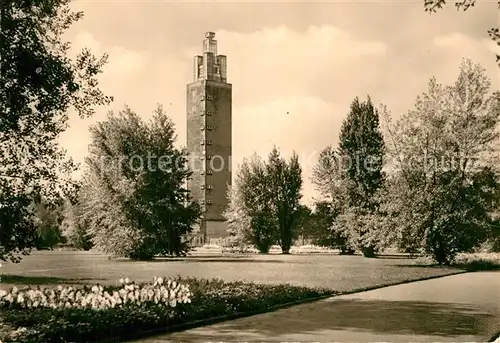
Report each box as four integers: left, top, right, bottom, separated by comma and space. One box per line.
61, 0, 500, 205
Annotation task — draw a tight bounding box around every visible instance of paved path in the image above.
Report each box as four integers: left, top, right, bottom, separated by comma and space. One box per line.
134, 272, 500, 342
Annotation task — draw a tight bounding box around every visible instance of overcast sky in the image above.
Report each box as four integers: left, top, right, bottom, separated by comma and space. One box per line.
62, 0, 499, 205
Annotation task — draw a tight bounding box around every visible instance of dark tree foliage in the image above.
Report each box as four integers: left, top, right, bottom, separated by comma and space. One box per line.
294, 204, 313, 244
267, 147, 303, 254
309, 201, 352, 252
338, 97, 385, 211
488, 185, 500, 251
0, 188, 36, 262
61, 200, 94, 251
33, 200, 65, 249
0, 0, 112, 262
424, 168, 499, 264
338, 96, 385, 257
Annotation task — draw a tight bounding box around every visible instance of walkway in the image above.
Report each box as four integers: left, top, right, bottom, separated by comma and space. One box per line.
134, 271, 500, 342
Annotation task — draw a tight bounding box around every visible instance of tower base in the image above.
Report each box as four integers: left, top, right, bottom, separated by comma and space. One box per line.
191, 219, 230, 247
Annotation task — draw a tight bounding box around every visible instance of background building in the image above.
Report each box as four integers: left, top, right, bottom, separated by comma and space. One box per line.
186, 32, 232, 244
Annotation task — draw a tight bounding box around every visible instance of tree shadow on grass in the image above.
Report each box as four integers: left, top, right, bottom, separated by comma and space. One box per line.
0, 275, 100, 285
392, 262, 500, 271
392, 264, 458, 269
164, 299, 495, 341
372, 254, 415, 260
121, 257, 286, 264
453, 261, 500, 271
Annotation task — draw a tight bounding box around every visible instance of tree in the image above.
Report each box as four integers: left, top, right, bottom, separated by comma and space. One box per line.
266, 147, 303, 254
61, 200, 93, 251
224, 155, 277, 253
0, 0, 112, 262
294, 204, 313, 245
79, 106, 201, 260
337, 96, 386, 257
0, 184, 37, 262
382, 59, 500, 264
308, 201, 345, 250
486, 184, 500, 251
311, 146, 355, 254
311, 146, 340, 202
423, 0, 500, 67
223, 184, 253, 250
224, 148, 303, 254
33, 200, 65, 249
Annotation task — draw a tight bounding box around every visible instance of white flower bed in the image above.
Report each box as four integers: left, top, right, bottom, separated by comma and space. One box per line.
290, 245, 338, 254
0, 277, 191, 310
201, 244, 223, 250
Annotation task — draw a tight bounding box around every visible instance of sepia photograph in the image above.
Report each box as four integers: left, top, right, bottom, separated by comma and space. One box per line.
0, 0, 499, 342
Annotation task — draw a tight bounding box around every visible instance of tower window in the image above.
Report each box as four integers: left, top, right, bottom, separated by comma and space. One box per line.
200, 185, 205, 190
200, 110, 205, 116
206, 155, 212, 160
206, 95, 213, 101
206, 125, 213, 130
206, 185, 213, 190
200, 140, 205, 145
200, 95, 205, 101
206, 200, 213, 205
206, 111, 212, 116
206, 170, 213, 175
206, 140, 212, 145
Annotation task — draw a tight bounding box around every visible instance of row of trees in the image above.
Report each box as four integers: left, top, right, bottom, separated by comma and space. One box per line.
37, 59, 500, 265
224, 59, 500, 264
1, 0, 498, 264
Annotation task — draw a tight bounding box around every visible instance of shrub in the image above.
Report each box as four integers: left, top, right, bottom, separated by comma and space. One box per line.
412, 252, 500, 271
289, 245, 337, 254
221, 245, 259, 255
201, 244, 222, 250
452, 252, 500, 271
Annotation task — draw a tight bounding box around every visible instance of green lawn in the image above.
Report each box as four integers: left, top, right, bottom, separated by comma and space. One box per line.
0, 250, 462, 291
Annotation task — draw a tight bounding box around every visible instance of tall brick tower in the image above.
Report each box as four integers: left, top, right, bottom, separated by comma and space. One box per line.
187, 32, 232, 244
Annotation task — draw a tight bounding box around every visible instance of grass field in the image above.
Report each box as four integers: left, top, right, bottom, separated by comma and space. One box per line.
0, 250, 463, 291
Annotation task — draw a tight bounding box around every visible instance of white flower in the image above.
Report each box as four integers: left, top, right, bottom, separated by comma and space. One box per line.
0, 277, 191, 311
